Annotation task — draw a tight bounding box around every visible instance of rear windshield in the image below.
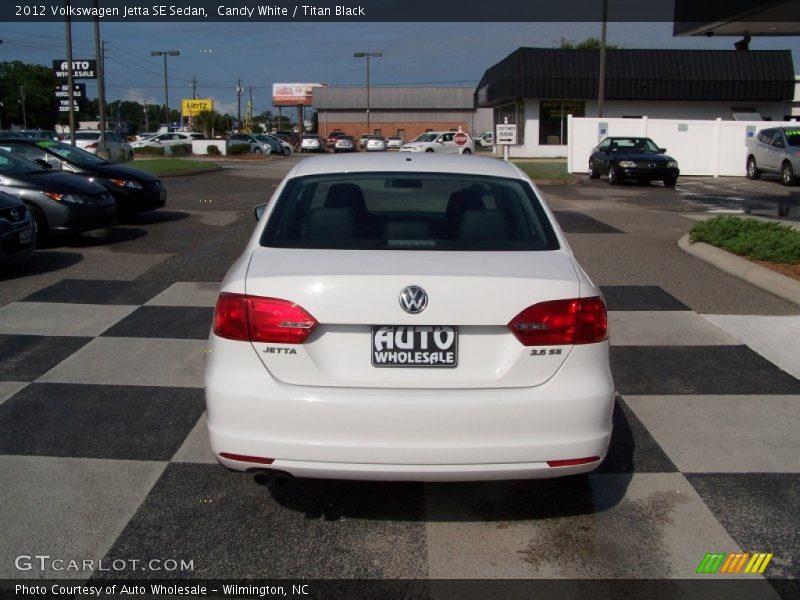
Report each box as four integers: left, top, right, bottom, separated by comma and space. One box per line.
261, 172, 560, 251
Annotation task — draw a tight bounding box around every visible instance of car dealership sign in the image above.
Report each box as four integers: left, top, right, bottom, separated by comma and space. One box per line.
272, 83, 324, 107
52, 60, 97, 79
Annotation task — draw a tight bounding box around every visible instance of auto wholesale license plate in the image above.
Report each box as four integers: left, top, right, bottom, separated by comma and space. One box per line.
371, 325, 458, 368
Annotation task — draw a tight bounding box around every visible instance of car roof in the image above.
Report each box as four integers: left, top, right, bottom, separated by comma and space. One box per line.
292, 153, 524, 179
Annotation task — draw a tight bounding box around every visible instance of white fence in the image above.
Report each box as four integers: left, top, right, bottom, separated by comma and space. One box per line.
566, 116, 798, 177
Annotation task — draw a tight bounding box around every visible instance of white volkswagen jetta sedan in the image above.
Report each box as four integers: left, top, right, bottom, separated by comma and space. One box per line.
206, 153, 614, 482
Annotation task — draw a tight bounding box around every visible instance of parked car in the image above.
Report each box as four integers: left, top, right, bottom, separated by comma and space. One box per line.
0, 191, 35, 260
326, 131, 346, 148
386, 136, 404, 150
229, 133, 275, 155
746, 127, 800, 185
475, 131, 494, 148
253, 135, 287, 155
0, 138, 166, 216
400, 131, 475, 155
274, 131, 300, 149
588, 137, 679, 186
130, 131, 202, 149
72, 131, 134, 162
0, 148, 115, 243
359, 134, 370, 150
261, 134, 292, 155
300, 134, 326, 153
333, 135, 356, 153
206, 153, 613, 481
365, 136, 387, 152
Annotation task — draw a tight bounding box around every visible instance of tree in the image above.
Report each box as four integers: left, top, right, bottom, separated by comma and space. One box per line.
0, 61, 59, 129
558, 37, 618, 50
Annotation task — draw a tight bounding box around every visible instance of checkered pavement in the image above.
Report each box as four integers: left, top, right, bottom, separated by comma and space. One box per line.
0, 241, 797, 592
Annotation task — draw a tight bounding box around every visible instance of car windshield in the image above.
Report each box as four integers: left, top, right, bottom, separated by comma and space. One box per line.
0, 148, 47, 174
783, 129, 800, 147
414, 133, 438, 143
74, 132, 101, 140
609, 138, 660, 152
261, 172, 560, 251
37, 141, 108, 165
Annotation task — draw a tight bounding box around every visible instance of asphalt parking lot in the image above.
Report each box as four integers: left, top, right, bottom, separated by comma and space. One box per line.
0, 158, 798, 597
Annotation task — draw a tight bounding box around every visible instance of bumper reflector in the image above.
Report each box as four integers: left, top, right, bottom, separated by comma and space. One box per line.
219, 452, 275, 465
547, 456, 600, 468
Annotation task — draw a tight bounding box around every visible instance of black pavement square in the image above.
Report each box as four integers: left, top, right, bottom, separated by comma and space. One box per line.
611, 346, 800, 395
99, 463, 428, 579
686, 474, 800, 580
101, 306, 214, 340
0, 383, 205, 460
0, 335, 91, 381
22, 279, 170, 305
596, 396, 677, 474
554, 211, 624, 234
601, 286, 689, 311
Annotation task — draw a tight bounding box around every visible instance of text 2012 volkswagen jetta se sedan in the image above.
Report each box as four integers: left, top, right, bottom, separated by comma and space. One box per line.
206, 153, 614, 482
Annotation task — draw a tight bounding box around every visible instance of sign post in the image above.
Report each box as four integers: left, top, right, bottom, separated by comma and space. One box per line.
496, 118, 517, 162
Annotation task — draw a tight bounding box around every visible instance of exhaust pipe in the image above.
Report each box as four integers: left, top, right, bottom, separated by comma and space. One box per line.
251, 468, 294, 487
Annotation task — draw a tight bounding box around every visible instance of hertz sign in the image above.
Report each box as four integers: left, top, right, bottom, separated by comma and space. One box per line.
181, 98, 214, 117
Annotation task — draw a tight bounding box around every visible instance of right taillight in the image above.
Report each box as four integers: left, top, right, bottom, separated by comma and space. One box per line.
508, 296, 608, 346
213, 293, 318, 344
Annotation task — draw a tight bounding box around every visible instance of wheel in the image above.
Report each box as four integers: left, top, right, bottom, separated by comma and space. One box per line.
425, 148, 435, 153
27, 204, 49, 246
283, 147, 290, 156
781, 161, 796, 186
253, 147, 262, 155
588, 159, 600, 179
608, 163, 621, 185
462, 148, 472, 155
663, 176, 678, 187
746, 156, 761, 180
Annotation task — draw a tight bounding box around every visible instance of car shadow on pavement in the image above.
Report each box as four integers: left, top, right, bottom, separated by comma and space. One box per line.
257, 396, 636, 522
58, 227, 150, 248
120, 210, 191, 226
0, 250, 83, 280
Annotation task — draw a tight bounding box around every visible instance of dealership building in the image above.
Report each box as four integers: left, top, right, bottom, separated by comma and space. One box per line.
313, 86, 493, 140
475, 47, 796, 157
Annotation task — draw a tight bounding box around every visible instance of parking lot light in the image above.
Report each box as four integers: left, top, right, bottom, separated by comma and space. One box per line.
151, 50, 180, 131
353, 51, 382, 138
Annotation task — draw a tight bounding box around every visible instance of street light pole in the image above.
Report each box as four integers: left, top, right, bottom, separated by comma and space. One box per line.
353, 51, 381, 138
151, 50, 179, 131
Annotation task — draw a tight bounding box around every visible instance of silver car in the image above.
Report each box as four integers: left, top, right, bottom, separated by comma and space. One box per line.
365, 136, 387, 152
746, 127, 800, 185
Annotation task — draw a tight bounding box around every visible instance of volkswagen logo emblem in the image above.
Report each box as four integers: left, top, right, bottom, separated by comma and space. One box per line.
399, 286, 428, 314
9, 208, 20, 221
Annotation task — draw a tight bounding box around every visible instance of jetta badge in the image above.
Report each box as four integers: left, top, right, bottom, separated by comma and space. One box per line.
399, 286, 428, 314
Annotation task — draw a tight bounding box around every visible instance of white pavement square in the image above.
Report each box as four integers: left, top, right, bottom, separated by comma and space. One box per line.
0, 456, 165, 579
37, 337, 208, 388
0, 382, 27, 406
171, 413, 216, 464
625, 395, 800, 473
608, 312, 740, 346
0, 303, 137, 337
146, 282, 221, 307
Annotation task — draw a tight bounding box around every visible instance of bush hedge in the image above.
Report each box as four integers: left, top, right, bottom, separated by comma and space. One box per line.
206, 144, 221, 155
134, 146, 165, 156
227, 143, 251, 155
169, 143, 192, 156
690, 216, 800, 264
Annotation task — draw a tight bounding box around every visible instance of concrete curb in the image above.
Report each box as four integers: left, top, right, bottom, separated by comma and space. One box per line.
678, 234, 800, 307
158, 166, 223, 178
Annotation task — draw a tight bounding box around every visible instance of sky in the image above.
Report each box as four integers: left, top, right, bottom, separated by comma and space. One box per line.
1, 20, 799, 116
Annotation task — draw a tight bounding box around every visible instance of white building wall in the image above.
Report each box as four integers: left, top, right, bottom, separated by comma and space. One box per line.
506, 99, 787, 158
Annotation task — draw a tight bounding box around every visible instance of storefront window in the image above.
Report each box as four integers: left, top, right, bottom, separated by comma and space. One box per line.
539, 100, 585, 145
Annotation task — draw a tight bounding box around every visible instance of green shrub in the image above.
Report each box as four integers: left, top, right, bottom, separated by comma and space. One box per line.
690, 216, 800, 264
169, 143, 192, 157
206, 144, 221, 155
227, 143, 251, 155
134, 146, 165, 156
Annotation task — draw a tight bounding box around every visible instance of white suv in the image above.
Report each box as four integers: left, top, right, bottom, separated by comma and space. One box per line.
400, 131, 475, 155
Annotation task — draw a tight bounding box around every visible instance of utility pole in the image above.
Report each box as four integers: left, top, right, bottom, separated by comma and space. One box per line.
191, 76, 197, 99
353, 52, 382, 138
65, 0, 76, 145
247, 86, 253, 132
94, 2, 107, 156
236, 79, 243, 129
143, 101, 149, 132
597, 0, 608, 118
19, 86, 27, 129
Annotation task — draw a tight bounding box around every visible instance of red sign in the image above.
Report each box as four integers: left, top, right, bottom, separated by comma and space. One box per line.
454, 132, 468, 146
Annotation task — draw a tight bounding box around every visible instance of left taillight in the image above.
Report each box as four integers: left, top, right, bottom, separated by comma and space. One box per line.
508, 296, 608, 346
213, 293, 318, 344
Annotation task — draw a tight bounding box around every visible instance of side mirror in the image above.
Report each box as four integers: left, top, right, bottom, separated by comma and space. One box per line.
254, 203, 267, 221
34, 159, 53, 170
659, 148, 667, 153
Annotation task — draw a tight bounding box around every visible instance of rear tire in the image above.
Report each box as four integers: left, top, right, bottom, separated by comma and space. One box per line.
664, 176, 678, 188
746, 156, 761, 180
462, 148, 472, 155
781, 161, 796, 186
283, 147, 290, 156
425, 148, 435, 153
253, 147, 262, 155
588, 159, 600, 179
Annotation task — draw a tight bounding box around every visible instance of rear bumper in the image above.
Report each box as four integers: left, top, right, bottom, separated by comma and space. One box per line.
205, 335, 615, 481
619, 167, 679, 181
